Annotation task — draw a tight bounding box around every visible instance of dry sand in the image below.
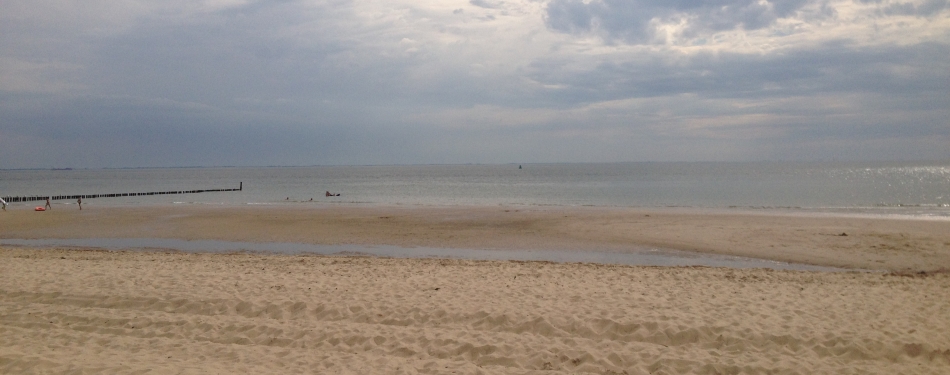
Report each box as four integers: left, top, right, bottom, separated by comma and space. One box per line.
2, 205, 950, 374
1, 247, 949, 374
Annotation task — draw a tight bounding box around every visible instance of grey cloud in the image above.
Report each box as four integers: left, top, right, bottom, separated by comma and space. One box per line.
883, 0, 948, 16
524, 41, 950, 105
0, 92, 425, 167
514, 40, 949, 157
544, 0, 813, 43
80, 3, 429, 109
545, 1, 654, 43
2, 1, 948, 168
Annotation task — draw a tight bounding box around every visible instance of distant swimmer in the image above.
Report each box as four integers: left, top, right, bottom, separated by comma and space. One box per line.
325, 191, 340, 197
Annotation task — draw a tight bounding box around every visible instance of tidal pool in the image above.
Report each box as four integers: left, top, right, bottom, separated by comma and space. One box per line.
1, 238, 848, 271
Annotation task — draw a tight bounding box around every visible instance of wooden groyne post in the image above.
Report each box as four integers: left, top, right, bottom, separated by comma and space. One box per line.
1, 182, 242, 203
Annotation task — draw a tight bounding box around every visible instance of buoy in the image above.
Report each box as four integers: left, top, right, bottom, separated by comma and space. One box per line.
35, 207, 46, 211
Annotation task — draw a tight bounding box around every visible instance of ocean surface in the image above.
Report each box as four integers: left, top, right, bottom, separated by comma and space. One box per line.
3, 161, 950, 218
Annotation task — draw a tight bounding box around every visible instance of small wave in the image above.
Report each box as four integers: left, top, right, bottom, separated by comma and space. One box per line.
728, 205, 803, 210
873, 203, 950, 208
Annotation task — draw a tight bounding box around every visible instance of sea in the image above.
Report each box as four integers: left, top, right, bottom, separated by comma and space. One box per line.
2, 161, 949, 218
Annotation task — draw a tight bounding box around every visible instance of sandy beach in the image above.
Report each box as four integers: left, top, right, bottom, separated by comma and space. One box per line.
2, 205, 950, 374
2, 204, 950, 271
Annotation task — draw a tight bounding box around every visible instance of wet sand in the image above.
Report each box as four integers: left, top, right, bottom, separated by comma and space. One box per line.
2, 204, 949, 271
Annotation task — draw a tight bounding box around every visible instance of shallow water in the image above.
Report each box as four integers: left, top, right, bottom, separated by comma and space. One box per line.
3, 162, 949, 218
1, 238, 847, 272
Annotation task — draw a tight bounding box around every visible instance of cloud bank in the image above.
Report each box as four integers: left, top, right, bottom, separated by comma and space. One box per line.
1, 0, 948, 168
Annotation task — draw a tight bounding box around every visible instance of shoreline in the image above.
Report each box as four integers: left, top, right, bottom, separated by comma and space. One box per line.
2, 204, 948, 271
13, 199, 950, 219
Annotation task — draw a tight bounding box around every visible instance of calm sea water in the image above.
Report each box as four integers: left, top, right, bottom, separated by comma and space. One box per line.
2, 162, 949, 217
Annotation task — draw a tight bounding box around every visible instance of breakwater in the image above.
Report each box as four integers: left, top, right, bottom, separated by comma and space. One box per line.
2, 182, 241, 203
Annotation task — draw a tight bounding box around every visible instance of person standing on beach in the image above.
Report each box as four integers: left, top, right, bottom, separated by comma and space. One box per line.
77, 197, 82, 210
1, 197, 6, 211
45, 197, 52, 210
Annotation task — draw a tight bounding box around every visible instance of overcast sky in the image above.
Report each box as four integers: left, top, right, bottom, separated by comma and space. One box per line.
1, 0, 948, 168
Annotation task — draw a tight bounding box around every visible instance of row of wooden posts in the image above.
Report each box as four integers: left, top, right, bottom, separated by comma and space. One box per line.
1, 182, 242, 203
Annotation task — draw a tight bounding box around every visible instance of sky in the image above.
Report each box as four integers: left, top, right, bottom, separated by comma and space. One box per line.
1, 0, 949, 168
